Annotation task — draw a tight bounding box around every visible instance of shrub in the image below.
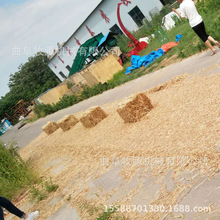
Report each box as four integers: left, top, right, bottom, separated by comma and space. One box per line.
115, 34, 130, 53
34, 95, 79, 118
81, 83, 109, 100
66, 81, 75, 89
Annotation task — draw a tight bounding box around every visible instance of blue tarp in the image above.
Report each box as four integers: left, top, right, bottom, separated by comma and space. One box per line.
97, 32, 110, 47
0, 119, 12, 134
125, 48, 165, 75
125, 35, 182, 75
176, 34, 183, 42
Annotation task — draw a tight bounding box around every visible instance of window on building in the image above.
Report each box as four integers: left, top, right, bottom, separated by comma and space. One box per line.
159, 0, 166, 5
128, 6, 145, 27
160, 0, 176, 5
59, 71, 67, 79
66, 65, 71, 71
109, 24, 123, 35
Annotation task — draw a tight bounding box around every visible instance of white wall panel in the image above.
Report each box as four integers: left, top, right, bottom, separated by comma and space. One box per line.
49, 0, 163, 80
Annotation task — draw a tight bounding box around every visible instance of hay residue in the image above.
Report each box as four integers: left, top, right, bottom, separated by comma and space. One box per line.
148, 73, 189, 93
18, 73, 220, 220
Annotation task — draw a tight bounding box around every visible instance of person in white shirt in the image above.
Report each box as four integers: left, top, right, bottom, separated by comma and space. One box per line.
170, 0, 219, 56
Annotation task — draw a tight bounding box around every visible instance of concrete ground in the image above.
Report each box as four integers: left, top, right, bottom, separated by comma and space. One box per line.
3, 49, 220, 220
1, 49, 219, 149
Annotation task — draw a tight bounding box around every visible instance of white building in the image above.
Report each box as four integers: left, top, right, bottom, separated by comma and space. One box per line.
49, 0, 165, 81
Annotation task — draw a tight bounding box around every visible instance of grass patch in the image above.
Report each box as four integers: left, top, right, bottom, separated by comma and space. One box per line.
0, 141, 59, 202
45, 179, 59, 193
29, 186, 47, 202
0, 141, 37, 200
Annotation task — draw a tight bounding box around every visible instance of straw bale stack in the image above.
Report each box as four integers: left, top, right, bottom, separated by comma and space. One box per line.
58, 115, 79, 131
117, 93, 153, 123
80, 107, 108, 128
42, 121, 59, 135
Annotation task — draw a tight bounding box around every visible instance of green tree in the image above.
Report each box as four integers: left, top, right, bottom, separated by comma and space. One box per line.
0, 52, 60, 119
8, 52, 60, 99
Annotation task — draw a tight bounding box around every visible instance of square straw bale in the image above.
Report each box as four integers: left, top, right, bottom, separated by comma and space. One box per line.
42, 121, 59, 135
58, 115, 79, 131
117, 93, 153, 123
80, 107, 108, 128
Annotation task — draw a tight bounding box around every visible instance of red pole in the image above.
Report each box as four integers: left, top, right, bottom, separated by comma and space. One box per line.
117, 2, 148, 56
117, 3, 139, 45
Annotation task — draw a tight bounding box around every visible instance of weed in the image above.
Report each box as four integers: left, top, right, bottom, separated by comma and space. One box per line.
0, 141, 59, 203
29, 178, 59, 202
45, 179, 59, 193
97, 207, 125, 220
0, 141, 36, 200
97, 209, 114, 220
29, 187, 47, 202
80, 203, 100, 217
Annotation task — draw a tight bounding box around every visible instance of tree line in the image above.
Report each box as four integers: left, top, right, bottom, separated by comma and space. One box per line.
0, 52, 60, 121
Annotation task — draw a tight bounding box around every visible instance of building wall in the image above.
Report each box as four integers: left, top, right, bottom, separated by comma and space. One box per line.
49, 0, 163, 81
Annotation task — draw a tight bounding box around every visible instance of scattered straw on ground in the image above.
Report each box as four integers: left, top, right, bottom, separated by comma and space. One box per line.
16, 72, 220, 220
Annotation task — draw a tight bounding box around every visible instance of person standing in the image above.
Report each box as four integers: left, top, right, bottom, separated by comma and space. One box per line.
0, 196, 39, 220
170, 0, 220, 56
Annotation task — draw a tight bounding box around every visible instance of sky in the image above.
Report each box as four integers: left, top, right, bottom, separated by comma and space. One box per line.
0, 0, 101, 98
